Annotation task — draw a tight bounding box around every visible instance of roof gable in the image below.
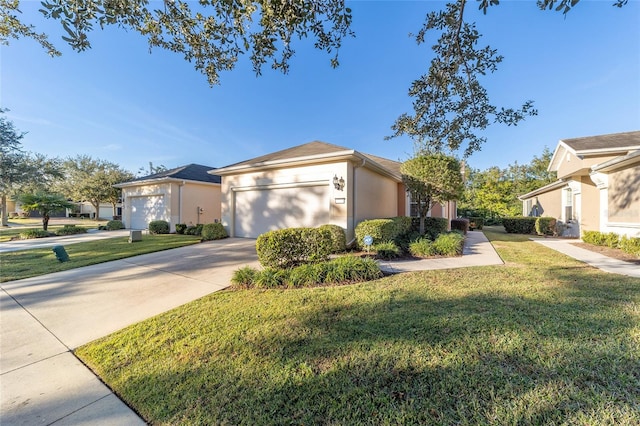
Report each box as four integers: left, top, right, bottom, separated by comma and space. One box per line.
215, 141, 402, 180
560, 131, 640, 154
123, 164, 221, 185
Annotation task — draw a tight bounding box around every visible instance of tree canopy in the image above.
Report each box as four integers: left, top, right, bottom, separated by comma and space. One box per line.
401, 153, 464, 235
18, 192, 72, 230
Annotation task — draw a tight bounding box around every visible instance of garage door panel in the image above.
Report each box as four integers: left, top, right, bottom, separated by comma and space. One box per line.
234, 185, 329, 238
130, 195, 166, 229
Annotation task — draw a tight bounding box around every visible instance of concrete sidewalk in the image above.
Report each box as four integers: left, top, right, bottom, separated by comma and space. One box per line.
531, 238, 640, 278
1, 238, 260, 425
0, 229, 131, 253
378, 230, 504, 273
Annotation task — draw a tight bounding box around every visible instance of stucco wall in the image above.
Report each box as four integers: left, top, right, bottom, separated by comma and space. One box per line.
180, 183, 222, 226
579, 176, 600, 233
522, 187, 563, 219
353, 166, 399, 224
556, 152, 618, 180
608, 165, 640, 224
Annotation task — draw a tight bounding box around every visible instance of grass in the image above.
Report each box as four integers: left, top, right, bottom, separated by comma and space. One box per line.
0, 234, 202, 282
0, 219, 108, 242
75, 228, 640, 425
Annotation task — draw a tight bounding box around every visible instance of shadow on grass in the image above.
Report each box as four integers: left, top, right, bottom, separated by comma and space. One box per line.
97, 268, 640, 425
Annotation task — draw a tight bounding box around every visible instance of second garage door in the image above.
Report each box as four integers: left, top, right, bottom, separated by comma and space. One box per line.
129, 195, 167, 229
233, 184, 330, 238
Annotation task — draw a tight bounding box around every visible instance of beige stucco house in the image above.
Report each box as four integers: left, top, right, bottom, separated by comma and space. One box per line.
519, 131, 640, 237
115, 164, 221, 232
213, 141, 455, 241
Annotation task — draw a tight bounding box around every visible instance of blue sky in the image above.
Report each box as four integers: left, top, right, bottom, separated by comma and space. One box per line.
2, 1, 639, 174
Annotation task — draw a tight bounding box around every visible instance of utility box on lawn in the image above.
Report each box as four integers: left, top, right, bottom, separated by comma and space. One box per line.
129, 230, 142, 243
52, 245, 70, 262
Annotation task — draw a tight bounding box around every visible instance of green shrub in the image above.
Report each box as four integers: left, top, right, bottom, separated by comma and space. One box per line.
105, 220, 125, 230
582, 231, 620, 248
318, 224, 346, 253
285, 263, 327, 288
231, 266, 258, 288
619, 236, 640, 257
451, 218, 469, 234
373, 241, 401, 260
502, 217, 537, 234
391, 216, 412, 236
55, 225, 87, 236
19, 229, 51, 239
201, 223, 228, 241
325, 256, 382, 284
148, 220, 170, 234
468, 217, 484, 230
175, 223, 187, 234
256, 227, 333, 269
254, 268, 288, 288
485, 217, 503, 226
355, 217, 411, 249
185, 224, 204, 236
394, 230, 421, 253
432, 232, 464, 256
535, 217, 557, 236
411, 217, 449, 239
409, 238, 436, 257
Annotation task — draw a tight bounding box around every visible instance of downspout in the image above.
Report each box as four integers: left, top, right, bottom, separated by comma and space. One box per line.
347, 158, 366, 247
179, 181, 186, 225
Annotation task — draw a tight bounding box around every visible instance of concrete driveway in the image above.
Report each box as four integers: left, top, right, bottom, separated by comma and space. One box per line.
1, 238, 259, 425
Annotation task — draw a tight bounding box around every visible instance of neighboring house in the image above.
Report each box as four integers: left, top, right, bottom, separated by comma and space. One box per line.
70, 201, 122, 219
115, 164, 221, 232
213, 141, 455, 241
519, 131, 640, 237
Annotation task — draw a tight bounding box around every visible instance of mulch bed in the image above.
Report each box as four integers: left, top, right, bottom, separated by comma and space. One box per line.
571, 242, 640, 265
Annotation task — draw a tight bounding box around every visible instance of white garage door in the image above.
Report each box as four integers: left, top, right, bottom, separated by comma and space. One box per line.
129, 195, 166, 229
234, 185, 330, 238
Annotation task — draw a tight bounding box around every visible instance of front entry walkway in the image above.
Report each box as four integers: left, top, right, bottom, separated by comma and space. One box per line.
378, 231, 504, 273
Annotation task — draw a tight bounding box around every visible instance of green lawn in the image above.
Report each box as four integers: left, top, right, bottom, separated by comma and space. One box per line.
0, 234, 202, 282
0, 219, 108, 242
76, 229, 640, 425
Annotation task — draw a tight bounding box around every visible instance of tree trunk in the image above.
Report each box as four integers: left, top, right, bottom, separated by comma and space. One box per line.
92, 201, 100, 220
42, 214, 50, 231
1, 193, 7, 227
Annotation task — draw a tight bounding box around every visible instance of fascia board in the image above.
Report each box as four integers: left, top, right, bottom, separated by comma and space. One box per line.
517, 180, 566, 200
114, 177, 220, 188
591, 150, 640, 173
212, 150, 357, 175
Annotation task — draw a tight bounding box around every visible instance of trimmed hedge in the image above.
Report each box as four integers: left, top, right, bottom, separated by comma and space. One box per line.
502, 217, 537, 234
175, 223, 187, 234
19, 229, 51, 239
256, 227, 333, 269
148, 220, 170, 234
535, 217, 557, 236
619, 236, 640, 257
468, 217, 484, 230
105, 220, 125, 230
201, 223, 228, 241
356, 217, 412, 249
411, 217, 449, 239
318, 224, 346, 253
451, 218, 469, 235
55, 225, 87, 236
185, 224, 203, 236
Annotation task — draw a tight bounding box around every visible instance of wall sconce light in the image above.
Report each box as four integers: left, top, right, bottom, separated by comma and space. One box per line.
333, 175, 345, 191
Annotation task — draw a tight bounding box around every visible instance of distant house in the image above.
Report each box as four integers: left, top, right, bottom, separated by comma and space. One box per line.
519, 131, 640, 237
115, 164, 221, 232
213, 141, 456, 241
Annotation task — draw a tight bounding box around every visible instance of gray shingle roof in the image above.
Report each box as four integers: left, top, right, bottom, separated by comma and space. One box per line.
561, 131, 640, 153
129, 164, 221, 184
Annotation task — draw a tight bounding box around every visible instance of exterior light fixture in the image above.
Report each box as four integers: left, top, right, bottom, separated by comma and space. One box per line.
333, 175, 345, 191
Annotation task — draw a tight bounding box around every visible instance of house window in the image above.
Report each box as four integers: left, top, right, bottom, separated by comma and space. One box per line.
564, 188, 573, 221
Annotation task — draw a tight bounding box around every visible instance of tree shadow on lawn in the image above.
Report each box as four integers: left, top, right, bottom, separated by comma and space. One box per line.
103, 269, 640, 425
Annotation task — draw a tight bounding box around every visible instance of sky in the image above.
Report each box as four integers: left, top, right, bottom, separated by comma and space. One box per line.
2, 1, 639, 175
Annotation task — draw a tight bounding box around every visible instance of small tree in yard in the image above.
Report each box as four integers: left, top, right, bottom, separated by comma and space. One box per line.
401, 153, 464, 236
18, 193, 73, 231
